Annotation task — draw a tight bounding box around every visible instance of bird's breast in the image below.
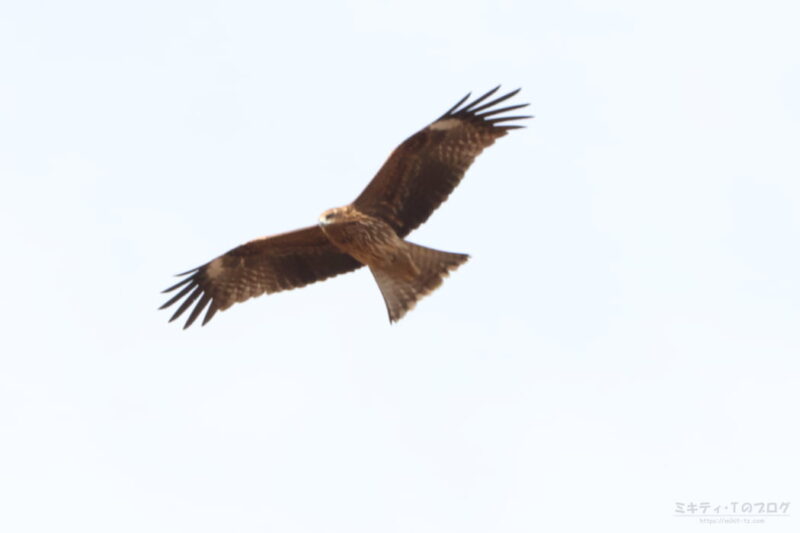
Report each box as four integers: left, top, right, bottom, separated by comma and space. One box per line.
321, 215, 405, 268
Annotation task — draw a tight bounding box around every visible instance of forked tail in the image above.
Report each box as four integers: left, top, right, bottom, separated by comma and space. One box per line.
370, 243, 469, 323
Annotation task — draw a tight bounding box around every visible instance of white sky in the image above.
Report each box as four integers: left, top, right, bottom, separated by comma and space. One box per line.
1, 0, 799, 531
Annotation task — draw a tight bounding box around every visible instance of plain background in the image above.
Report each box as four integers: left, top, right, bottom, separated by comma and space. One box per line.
1, 0, 798, 531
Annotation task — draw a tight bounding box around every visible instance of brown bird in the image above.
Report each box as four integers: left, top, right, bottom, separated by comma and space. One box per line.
161, 86, 529, 328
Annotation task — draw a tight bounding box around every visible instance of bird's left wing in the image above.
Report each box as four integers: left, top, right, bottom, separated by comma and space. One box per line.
160, 225, 362, 328
353, 86, 530, 238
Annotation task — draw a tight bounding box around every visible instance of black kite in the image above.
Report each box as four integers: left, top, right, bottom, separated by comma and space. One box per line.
161, 86, 529, 327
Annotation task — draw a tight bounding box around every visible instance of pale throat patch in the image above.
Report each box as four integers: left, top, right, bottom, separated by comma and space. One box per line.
319, 206, 349, 225
319, 210, 336, 225
429, 118, 461, 131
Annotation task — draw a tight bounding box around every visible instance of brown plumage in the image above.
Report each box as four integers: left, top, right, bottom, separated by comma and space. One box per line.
161, 86, 530, 328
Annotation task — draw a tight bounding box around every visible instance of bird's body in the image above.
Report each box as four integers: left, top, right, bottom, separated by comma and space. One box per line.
319, 204, 469, 321
161, 86, 529, 327
320, 206, 418, 280
318, 206, 400, 268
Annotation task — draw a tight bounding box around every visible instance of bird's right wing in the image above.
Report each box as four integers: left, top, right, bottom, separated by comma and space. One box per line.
160, 226, 362, 328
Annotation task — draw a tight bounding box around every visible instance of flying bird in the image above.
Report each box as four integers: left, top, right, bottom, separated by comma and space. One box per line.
161, 86, 529, 328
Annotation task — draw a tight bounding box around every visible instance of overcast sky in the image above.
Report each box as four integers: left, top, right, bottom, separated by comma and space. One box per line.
1, 0, 799, 532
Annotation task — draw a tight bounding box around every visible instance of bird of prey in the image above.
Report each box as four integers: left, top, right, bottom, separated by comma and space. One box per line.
161, 86, 529, 328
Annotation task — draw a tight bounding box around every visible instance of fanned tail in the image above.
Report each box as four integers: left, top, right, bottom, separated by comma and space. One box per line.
370, 243, 469, 323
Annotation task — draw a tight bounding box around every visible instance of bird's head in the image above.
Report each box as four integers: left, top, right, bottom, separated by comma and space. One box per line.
319, 206, 348, 226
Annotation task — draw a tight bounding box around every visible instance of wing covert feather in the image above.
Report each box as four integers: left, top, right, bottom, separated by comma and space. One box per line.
353, 87, 530, 237
160, 226, 362, 328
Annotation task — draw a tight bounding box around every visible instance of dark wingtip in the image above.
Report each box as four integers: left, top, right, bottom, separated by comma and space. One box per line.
202, 304, 219, 326
468, 88, 523, 115
440, 86, 529, 130
460, 86, 501, 113
162, 275, 194, 294
478, 102, 530, 118
488, 114, 534, 123
176, 266, 201, 277
441, 91, 472, 118
160, 281, 197, 309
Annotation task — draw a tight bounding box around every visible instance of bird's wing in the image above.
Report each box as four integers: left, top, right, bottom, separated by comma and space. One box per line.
352, 87, 530, 237
160, 225, 362, 328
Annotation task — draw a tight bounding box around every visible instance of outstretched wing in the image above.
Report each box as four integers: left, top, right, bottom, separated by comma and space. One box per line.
353, 86, 530, 237
160, 226, 362, 328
